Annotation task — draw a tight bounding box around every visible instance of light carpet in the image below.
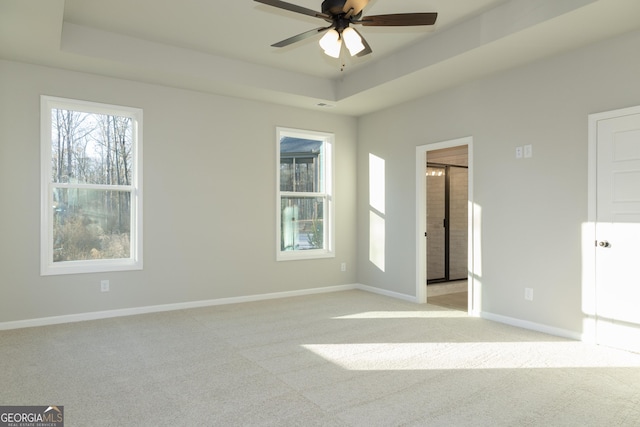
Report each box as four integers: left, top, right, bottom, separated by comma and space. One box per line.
2, 290, 640, 426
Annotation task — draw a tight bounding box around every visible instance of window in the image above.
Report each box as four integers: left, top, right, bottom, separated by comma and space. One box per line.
277, 127, 334, 261
40, 96, 142, 275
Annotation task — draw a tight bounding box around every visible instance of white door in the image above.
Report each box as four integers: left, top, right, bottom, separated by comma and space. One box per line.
595, 110, 640, 352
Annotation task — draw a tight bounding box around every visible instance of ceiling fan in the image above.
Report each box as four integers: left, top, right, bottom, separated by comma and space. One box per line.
254, 0, 438, 58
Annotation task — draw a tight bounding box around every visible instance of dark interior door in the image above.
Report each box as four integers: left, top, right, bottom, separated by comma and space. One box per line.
427, 164, 468, 284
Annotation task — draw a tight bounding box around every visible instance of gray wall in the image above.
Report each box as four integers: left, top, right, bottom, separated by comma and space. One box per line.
0, 60, 357, 323
356, 29, 640, 334
2, 28, 640, 336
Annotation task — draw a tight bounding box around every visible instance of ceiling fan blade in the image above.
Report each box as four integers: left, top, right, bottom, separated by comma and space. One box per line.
343, 0, 370, 17
271, 27, 331, 48
254, 0, 330, 20
352, 28, 372, 57
358, 13, 438, 27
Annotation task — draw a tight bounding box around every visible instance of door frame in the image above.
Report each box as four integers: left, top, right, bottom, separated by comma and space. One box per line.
416, 137, 478, 315
586, 104, 640, 345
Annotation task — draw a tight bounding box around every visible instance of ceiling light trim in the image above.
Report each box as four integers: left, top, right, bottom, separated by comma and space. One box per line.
60, 22, 339, 103
337, 0, 600, 100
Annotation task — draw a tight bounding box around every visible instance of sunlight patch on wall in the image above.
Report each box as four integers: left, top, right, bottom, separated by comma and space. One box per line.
471, 201, 482, 314
369, 154, 385, 214
369, 153, 386, 272
471, 202, 482, 278
581, 221, 596, 318
369, 211, 385, 272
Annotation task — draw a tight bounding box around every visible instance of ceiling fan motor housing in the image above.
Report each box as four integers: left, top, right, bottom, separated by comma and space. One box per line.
321, 0, 347, 16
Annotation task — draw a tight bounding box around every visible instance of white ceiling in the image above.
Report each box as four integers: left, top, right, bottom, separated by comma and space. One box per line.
2, 0, 640, 116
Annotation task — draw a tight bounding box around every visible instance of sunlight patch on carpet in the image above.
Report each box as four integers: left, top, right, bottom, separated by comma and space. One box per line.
302, 342, 640, 371
332, 310, 468, 319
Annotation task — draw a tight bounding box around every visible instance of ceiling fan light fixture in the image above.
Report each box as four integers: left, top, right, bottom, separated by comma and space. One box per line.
319, 29, 342, 58
256, 0, 438, 60
342, 27, 364, 56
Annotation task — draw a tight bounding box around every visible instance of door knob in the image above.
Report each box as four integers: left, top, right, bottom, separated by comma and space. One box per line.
598, 241, 611, 248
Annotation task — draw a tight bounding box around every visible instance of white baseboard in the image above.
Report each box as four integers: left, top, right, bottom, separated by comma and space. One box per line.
0, 284, 359, 331
355, 283, 418, 303
1, 285, 588, 343
481, 311, 583, 341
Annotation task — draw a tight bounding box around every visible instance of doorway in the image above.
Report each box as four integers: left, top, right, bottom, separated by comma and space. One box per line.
588, 105, 640, 353
416, 137, 475, 313
426, 162, 468, 284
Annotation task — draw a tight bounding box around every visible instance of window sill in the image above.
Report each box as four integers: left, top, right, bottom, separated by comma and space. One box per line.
41, 259, 143, 276
277, 250, 335, 262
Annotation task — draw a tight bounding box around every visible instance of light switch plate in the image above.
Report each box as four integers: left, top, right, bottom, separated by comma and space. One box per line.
524, 144, 533, 158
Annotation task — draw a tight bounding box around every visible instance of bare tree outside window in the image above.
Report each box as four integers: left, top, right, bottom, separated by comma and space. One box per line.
51, 109, 133, 261
41, 96, 142, 275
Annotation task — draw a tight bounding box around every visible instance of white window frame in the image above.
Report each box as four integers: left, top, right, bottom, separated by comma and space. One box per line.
276, 127, 334, 261
40, 96, 143, 275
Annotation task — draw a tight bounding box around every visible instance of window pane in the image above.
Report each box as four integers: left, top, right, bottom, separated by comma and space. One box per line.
51, 109, 133, 185
281, 197, 324, 251
294, 158, 316, 192
280, 137, 323, 193
276, 128, 333, 261
280, 158, 293, 191
53, 188, 131, 262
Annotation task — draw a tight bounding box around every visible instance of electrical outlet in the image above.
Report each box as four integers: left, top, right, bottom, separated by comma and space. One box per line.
515, 146, 523, 159
524, 288, 533, 301
101, 280, 110, 292
341, 262, 347, 272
